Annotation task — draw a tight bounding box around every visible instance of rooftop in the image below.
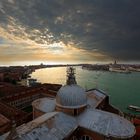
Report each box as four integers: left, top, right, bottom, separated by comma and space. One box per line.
1, 112, 77, 140
0, 114, 10, 127
32, 98, 56, 113
86, 89, 106, 108
1, 109, 135, 140
78, 109, 135, 139
56, 84, 87, 108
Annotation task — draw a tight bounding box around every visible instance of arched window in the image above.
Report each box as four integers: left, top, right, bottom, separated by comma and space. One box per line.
81, 135, 93, 140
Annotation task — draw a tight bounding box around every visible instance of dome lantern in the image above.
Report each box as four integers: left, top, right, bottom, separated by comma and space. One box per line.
66, 67, 77, 85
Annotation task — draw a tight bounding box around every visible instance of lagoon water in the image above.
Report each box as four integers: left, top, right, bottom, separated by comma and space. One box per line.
31, 66, 140, 114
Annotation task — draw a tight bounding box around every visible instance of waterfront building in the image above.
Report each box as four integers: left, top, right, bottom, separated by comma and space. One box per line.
1, 83, 61, 109
1, 67, 135, 140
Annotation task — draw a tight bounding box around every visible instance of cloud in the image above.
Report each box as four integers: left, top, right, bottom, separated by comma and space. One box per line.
0, 0, 140, 63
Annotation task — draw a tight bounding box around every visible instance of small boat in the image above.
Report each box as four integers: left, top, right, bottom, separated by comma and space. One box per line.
127, 105, 140, 112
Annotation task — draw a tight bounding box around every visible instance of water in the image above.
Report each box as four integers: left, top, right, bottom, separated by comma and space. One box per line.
31, 66, 140, 114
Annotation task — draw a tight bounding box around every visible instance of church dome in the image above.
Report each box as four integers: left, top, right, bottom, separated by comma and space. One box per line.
56, 84, 87, 108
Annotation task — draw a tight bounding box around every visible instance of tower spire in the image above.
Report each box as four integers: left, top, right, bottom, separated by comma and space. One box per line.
66, 67, 77, 85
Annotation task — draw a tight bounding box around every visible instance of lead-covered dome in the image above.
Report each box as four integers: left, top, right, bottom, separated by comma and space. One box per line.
56, 84, 87, 108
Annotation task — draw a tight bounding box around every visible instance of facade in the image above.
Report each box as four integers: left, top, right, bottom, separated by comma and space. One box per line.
1, 83, 61, 109
1, 67, 135, 140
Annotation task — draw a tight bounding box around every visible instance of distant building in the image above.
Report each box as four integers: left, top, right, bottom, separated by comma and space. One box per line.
0, 73, 4, 82
114, 60, 117, 65
1, 67, 135, 140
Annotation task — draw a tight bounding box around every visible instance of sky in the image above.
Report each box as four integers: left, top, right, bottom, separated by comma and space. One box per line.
0, 0, 140, 65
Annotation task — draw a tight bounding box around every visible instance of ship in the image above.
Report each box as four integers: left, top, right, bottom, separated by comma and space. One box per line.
109, 67, 131, 74
127, 105, 140, 112
109, 60, 131, 74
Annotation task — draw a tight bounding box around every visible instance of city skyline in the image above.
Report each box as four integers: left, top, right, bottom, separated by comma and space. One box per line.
0, 0, 140, 65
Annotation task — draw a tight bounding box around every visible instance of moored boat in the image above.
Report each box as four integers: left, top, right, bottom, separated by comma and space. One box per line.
127, 105, 140, 112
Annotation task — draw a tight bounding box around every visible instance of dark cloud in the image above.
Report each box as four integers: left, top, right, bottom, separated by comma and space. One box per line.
0, 0, 140, 61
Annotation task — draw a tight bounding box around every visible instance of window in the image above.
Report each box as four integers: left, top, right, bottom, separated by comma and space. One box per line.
81, 135, 93, 140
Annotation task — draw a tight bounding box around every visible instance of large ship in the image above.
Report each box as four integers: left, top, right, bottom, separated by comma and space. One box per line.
109, 60, 131, 73
109, 67, 131, 73
127, 105, 140, 112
